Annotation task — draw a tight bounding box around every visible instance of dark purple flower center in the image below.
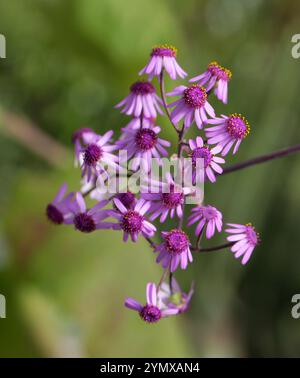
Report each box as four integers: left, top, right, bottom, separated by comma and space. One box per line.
135, 129, 157, 151
227, 114, 250, 139
200, 205, 221, 221
203, 206, 217, 220
121, 210, 144, 233
139, 304, 162, 323
72, 127, 94, 144
83, 144, 103, 166
46, 204, 64, 224
74, 212, 96, 233
162, 189, 183, 209
115, 192, 136, 209
165, 229, 189, 255
130, 81, 156, 95
183, 85, 207, 108
208, 61, 232, 81
246, 224, 259, 246
151, 45, 177, 57
191, 146, 213, 168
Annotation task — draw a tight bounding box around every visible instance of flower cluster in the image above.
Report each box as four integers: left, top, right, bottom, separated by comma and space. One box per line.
46, 44, 261, 324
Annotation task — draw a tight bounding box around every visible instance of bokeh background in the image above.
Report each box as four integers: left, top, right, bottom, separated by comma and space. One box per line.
0, 0, 300, 357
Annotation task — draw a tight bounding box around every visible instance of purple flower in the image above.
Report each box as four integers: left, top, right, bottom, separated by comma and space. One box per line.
188, 136, 225, 183
107, 198, 156, 242
125, 282, 179, 323
79, 130, 119, 182
187, 205, 223, 239
205, 113, 250, 156
46, 184, 75, 225
117, 119, 170, 172
158, 278, 194, 314
190, 61, 232, 104
142, 173, 192, 222
139, 44, 187, 80
65, 192, 109, 233
115, 81, 163, 118
225, 223, 260, 265
155, 229, 193, 272
72, 127, 97, 164
167, 84, 215, 129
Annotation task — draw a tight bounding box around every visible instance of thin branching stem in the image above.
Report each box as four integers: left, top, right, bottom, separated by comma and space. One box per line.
157, 264, 170, 292
191, 241, 234, 252
159, 70, 180, 133
222, 143, 300, 175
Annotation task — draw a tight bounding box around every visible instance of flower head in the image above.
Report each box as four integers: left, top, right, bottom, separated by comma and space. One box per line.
65, 193, 109, 233
187, 204, 223, 239
79, 130, 119, 182
115, 81, 162, 118
46, 184, 75, 225
158, 277, 194, 314
190, 61, 232, 104
225, 223, 260, 265
205, 113, 250, 156
167, 85, 215, 129
125, 282, 179, 323
139, 44, 187, 81
142, 173, 192, 222
107, 198, 156, 242
188, 136, 225, 183
72, 127, 97, 164
155, 229, 192, 272
117, 119, 170, 172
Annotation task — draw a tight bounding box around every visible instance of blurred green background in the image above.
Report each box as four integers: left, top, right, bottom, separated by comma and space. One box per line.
0, 0, 300, 357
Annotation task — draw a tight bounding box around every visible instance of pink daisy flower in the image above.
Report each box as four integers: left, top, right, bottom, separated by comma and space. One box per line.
46, 184, 75, 225
188, 136, 225, 183
115, 81, 163, 118
139, 44, 187, 80
65, 193, 109, 233
167, 84, 215, 129
205, 113, 250, 156
106, 198, 156, 242
142, 173, 192, 222
158, 277, 194, 314
187, 205, 223, 239
190, 61, 232, 104
79, 130, 119, 182
155, 229, 193, 272
225, 223, 260, 265
125, 282, 179, 323
117, 119, 170, 172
